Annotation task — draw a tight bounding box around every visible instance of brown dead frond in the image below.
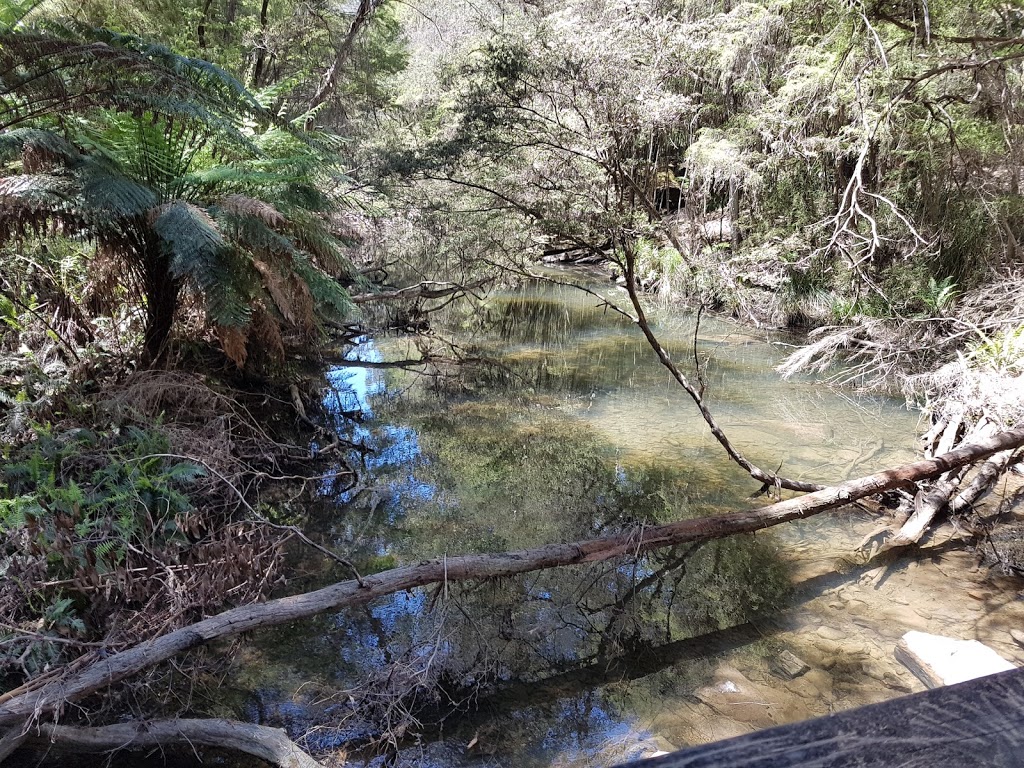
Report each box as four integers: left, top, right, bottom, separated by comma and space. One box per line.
254, 258, 298, 325
249, 304, 286, 364
217, 324, 249, 368
219, 194, 285, 227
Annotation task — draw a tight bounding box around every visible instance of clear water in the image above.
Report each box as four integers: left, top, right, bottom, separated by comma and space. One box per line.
238, 278, 946, 766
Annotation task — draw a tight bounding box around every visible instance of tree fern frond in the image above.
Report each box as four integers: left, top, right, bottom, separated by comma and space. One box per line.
0, 172, 74, 203
249, 303, 285, 363
150, 201, 251, 325
150, 200, 223, 269
252, 75, 304, 113
252, 258, 298, 326
79, 159, 158, 218
183, 165, 291, 191
0, 174, 84, 241
216, 323, 249, 368
195, 252, 254, 328
287, 209, 354, 275
0, 128, 80, 168
292, 254, 354, 322
218, 195, 284, 227
215, 208, 292, 260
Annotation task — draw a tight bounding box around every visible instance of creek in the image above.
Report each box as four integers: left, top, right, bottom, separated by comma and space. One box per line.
235, 278, 1024, 767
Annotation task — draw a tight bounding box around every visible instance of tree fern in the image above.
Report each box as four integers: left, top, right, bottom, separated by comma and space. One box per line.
0, 17, 359, 367
151, 201, 253, 328
293, 254, 354, 320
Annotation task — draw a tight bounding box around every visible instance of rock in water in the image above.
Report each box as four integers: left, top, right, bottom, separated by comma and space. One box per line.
770, 649, 811, 680
895, 630, 1016, 689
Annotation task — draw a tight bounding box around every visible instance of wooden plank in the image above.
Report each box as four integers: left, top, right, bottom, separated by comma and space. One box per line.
617, 666, 1024, 767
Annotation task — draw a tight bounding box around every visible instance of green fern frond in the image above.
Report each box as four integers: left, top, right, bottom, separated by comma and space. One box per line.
287, 209, 354, 275
183, 165, 290, 191
150, 201, 251, 326
151, 200, 224, 272
201, 251, 255, 328
79, 160, 158, 218
293, 254, 354, 321
164, 461, 206, 483
0, 127, 79, 166
215, 207, 292, 258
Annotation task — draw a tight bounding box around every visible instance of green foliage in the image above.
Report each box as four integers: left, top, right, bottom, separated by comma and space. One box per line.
969, 325, 1024, 374
1, 426, 201, 575
918, 276, 958, 316
0, 104, 355, 366
0, 425, 205, 675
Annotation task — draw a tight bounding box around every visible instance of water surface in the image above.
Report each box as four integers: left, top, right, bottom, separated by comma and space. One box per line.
235, 279, 1024, 767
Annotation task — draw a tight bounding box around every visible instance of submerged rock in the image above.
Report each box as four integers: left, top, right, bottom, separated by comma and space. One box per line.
769, 650, 811, 680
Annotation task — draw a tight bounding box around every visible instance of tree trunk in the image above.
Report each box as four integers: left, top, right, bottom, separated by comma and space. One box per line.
141, 256, 181, 367
307, 0, 385, 112
197, 0, 214, 50
728, 174, 742, 250
251, 0, 271, 88
1, 426, 1022, 728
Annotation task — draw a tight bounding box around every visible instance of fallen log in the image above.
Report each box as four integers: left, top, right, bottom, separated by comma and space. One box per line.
1, 426, 1022, 732
14, 719, 324, 768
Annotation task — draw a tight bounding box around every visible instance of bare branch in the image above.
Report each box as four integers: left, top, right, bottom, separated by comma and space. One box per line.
13, 719, 324, 768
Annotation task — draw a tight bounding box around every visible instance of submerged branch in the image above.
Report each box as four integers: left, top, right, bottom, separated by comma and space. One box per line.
349, 279, 491, 305
620, 242, 824, 494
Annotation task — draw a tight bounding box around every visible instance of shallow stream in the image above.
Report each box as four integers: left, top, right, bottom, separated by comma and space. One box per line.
237, 279, 1024, 767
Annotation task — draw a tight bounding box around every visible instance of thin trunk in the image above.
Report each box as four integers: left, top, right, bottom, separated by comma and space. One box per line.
197, 0, 214, 50
307, 0, 385, 112
251, 0, 271, 88
728, 174, 742, 250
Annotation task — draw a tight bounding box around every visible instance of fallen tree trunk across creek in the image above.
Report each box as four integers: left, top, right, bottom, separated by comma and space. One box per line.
2, 425, 1024, 759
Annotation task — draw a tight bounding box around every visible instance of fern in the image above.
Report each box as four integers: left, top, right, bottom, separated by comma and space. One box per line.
165, 461, 206, 483
293, 254, 354, 321
79, 160, 158, 218
0, 18, 357, 366
152, 201, 253, 326
0, 127, 79, 165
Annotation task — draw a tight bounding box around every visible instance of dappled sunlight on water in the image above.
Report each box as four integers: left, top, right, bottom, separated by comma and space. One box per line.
234, 278, 1024, 768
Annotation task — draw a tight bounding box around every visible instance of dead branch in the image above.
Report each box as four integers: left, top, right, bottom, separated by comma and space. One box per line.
349, 279, 491, 305
620, 240, 824, 493
12, 719, 324, 768
1, 425, 1022, 729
